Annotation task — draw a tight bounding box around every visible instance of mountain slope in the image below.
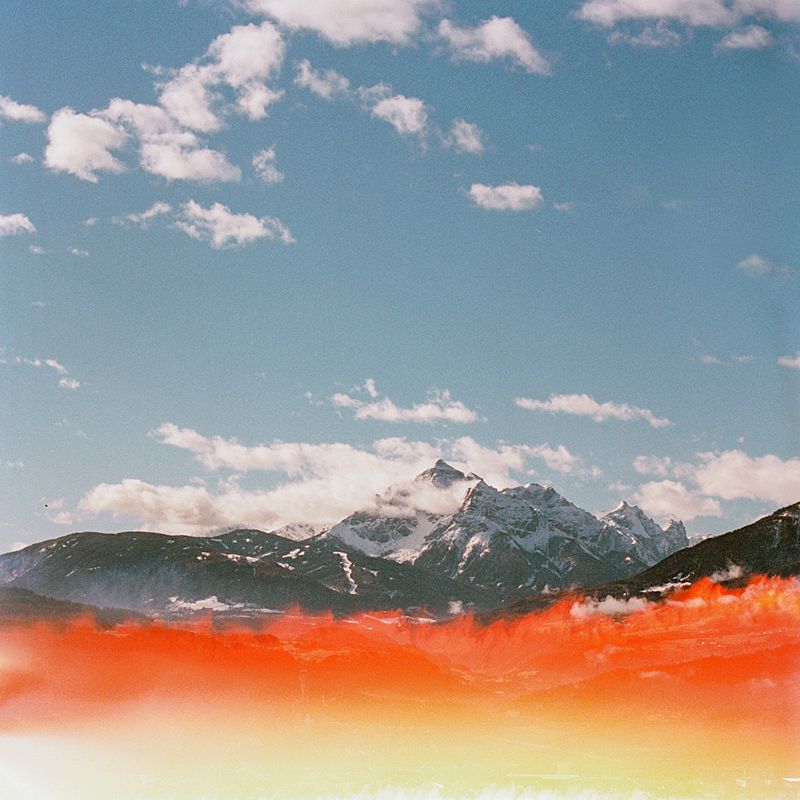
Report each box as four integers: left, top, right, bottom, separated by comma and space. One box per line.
322, 462, 688, 602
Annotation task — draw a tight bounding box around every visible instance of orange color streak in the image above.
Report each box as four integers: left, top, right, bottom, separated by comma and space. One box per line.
0, 576, 798, 799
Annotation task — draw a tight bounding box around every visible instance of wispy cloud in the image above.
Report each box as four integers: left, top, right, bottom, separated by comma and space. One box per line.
10, 152, 35, 165
516, 393, 671, 428
437, 17, 551, 74
329, 380, 480, 425
175, 200, 294, 248
443, 119, 486, 154
252, 145, 284, 183
294, 59, 351, 100
12, 356, 81, 390
0, 213, 36, 237
777, 351, 800, 369
113, 201, 173, 227
736, 253, 794, 278
0, 94, 46, 123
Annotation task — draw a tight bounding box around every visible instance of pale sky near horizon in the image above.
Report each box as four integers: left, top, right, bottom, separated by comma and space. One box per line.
1, 0, 799, 552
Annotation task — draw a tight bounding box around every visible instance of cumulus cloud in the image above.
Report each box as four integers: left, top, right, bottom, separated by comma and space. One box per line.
330, 380, 479, 424
631, 449, 800, 520
635, 480, 723, 520
246, 0, 441, 46
360, 85, 429, 138
10, 152, 35, 165
157, 21, 285, 131
175, 200, 294, 248
71, 425, 598, 533
516, 393, 671, 428
0, 95, 46, 123
716, 23, 774, 48
777, 351, 800, 369
444, 119, 486, 154
44, 108, 128, 182
438, 17, 551, 74
113, 201, 173, 228
101, 98, 241, 183
67, 247, 89, 257
468, 182, 543, 211
736, 253, 794, 278
294, 59, 351, 100
252, 146, 284, 183
29, 245, 46, 255
0, 213, 36, 237
692, 450, 800, 505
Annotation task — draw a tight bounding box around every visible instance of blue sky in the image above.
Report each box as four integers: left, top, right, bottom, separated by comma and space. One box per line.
1, 0, 799, 550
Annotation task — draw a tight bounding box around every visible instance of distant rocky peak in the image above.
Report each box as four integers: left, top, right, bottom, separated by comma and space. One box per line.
415, 460, 475, 488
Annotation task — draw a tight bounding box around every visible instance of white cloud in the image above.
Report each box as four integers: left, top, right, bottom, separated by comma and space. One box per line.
294, 59, 351, 100
31, 300, 46, 307
83, 217, 98, 227
778, 351, 800, 369
157, 21, 285, 131
68, 247, 89, 257
631, 448, 800, 519
716, 24, 774, 48
468, 182, 543, 211
246, 0, 441, 46
58, 377, 81, 391
29, 245, 46, 255
330, 381, 479, 424
444, 119, 486, 154
516, 393, 671, 428
469, 183, 544, 211
737, 253, 794, 277
0, 213, 36, 237
45, 108, 127, 182
570, 595, 651, 619
101, 98, 241, 183
114, 201, 173, 228
360, 85, 428, 138
553, 201, 575, 212
10, 152, 35, 165
0, 95, 46, 123
438, 17, 551, 74
692, 450, 800, 505
252, 146, 284, 183
635, 480, 724, 520
576, 0, 736, 28
175, 200, 294, 249
77, 426, 595, 533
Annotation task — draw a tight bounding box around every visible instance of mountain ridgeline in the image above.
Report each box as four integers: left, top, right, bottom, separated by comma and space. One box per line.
0, 461, 796, 621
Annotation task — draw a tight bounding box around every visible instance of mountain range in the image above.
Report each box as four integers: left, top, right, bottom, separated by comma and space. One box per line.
0, 461, 796, 621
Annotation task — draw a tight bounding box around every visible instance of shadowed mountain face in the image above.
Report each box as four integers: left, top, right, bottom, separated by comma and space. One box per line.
488, 502, 800, 621
0, 586, 145, 627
